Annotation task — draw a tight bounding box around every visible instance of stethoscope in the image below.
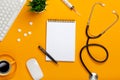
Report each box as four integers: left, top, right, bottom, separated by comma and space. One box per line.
79, 2, 119, 80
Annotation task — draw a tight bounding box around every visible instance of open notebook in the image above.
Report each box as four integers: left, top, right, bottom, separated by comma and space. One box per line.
46, 20, 76, 62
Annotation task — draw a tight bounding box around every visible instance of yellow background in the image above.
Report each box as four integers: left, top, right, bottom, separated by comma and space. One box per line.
0, 0, 120, 80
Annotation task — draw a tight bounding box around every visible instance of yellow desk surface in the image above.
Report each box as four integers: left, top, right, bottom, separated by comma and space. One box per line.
0, 0, 120, 80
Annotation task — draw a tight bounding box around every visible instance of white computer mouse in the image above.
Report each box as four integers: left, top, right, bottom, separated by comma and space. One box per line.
26, 58, 44, 80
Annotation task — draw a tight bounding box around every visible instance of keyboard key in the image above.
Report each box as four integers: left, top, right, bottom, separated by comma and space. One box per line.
0, 0, 26, 41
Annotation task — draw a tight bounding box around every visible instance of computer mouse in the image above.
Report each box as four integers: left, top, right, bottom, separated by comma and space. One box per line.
26, 58, 44, 80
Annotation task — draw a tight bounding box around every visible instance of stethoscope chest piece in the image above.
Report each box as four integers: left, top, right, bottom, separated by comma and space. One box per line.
89, 73, 98, 80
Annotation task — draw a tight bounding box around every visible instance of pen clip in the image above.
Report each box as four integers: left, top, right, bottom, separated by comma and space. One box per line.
38, 46, 47, 53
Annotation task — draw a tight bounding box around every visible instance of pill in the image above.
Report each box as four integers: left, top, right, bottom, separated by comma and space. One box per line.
18, 28, 22, 32
24, 33, 28, 37
28, 31, 32, 35
29, 21, 33, 26
17, 38, 21, 42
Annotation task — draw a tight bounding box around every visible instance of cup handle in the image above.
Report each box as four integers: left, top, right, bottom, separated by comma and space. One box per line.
11, 61, 16, 65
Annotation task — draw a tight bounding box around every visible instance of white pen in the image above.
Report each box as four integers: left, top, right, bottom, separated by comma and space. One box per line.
62, 0, 80, 16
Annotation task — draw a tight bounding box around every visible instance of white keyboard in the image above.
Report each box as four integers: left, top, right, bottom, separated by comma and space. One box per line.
0, 0, 26, 41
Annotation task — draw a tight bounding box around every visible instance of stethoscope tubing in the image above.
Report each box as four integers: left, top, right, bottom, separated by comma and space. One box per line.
79, 25, 109, 76
79, 36, 109, 76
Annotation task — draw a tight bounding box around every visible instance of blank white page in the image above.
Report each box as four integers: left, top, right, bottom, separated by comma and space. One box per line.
46, 20, 76, 62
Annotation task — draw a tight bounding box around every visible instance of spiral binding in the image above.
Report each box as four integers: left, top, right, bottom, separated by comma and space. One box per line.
47, 19, 75, 23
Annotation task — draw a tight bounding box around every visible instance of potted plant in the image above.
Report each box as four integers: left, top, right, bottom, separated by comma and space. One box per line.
28, 0, 46, 13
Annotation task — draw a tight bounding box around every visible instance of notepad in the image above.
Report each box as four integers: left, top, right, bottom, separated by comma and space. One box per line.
46, 20, 76, 62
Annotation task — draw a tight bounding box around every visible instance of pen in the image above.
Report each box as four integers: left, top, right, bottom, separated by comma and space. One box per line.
38, 46, 58, 64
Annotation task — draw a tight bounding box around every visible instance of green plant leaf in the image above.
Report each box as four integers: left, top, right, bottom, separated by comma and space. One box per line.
28, 0, 46, 12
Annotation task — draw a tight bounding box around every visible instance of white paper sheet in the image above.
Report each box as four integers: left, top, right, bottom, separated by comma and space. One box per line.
46, 20, 76, 62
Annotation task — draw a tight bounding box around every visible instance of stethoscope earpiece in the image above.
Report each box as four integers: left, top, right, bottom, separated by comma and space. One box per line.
112, 10, 116, 14
101, 3, 105, 7
97, 2, 105, 7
